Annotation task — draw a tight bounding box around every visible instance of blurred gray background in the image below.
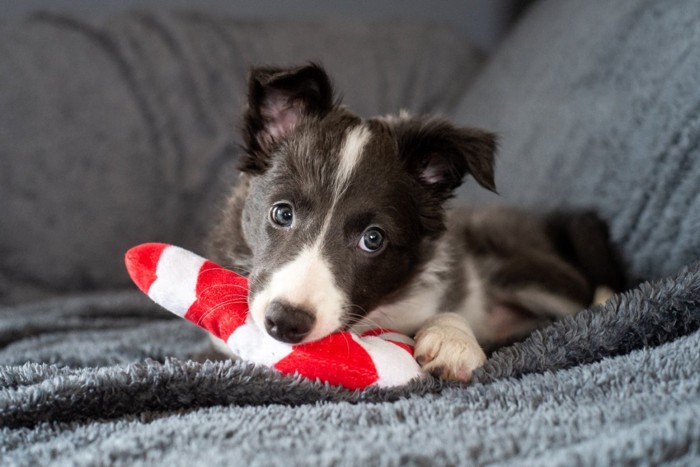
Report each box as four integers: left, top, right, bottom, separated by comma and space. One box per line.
0, 0, 531, 52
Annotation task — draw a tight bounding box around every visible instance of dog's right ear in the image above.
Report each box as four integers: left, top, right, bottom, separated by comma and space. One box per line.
241, 63, 335, 173
387, 116, 497, 199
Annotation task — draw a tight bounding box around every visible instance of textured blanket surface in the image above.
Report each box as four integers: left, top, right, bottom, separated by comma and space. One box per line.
2, 262, 700, 464
453, 0, 700, 285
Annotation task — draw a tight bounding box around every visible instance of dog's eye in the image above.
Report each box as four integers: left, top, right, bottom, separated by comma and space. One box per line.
358, 227, 385, 253
270, 203, 294, 228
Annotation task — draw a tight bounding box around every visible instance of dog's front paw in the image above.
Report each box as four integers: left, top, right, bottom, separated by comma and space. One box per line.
414, 321, 487, 382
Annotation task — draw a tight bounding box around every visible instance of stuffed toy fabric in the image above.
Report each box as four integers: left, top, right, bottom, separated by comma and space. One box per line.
125, 243, 424, 389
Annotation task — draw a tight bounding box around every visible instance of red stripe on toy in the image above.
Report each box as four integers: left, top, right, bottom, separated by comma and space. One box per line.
124, 243, 168, 294
184, 260, 249, 340
274, 332, 379, 389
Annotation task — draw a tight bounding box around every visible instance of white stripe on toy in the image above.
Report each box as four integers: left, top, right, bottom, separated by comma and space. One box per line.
148, 246, 205, 317
228, 322, 294, 366
376, 331, 415, 346
352, 334, 421, 388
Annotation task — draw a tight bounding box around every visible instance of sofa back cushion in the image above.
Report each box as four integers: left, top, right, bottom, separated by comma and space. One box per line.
453, 0, 700, 283
0, 11, 481, 303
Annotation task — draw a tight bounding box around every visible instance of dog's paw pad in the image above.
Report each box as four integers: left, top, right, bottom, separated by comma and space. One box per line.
414, 325, 486, 382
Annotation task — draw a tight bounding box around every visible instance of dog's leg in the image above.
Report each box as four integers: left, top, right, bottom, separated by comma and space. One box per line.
479, 252, 592, 349
413, 312, 487, 382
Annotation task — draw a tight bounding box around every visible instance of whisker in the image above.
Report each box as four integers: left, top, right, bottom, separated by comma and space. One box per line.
343, 304, 392, 333
196, 283, 249, 297
203, 297, 249, 312
339, 329, 351, 355
194, 295, 251, 326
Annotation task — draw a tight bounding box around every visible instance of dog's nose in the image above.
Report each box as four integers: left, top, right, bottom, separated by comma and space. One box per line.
264, 301, 315, 344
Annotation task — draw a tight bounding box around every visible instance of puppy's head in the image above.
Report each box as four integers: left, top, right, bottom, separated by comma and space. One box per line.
236, 63, 496, 343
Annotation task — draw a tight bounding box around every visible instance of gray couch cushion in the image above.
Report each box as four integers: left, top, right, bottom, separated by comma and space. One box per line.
453, 0, 700, 284
0, 11, 482, 304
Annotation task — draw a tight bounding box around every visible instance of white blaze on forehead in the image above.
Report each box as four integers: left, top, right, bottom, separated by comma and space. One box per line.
335, 124, 371, 190
148, 246, 205, 317
316, 123, 372, 242
249, 243, 346, 343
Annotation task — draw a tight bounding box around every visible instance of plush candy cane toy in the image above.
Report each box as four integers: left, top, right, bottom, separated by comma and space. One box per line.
125, 243, 424, 389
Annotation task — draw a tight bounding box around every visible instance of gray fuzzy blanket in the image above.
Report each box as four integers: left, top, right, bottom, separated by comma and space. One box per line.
2, 261, 699, 465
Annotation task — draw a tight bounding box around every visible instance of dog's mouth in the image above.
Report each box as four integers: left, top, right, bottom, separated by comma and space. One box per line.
251, 294, 348, 345
248, 247, 349, 344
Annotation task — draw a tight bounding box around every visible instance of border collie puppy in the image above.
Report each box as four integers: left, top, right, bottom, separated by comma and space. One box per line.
207, 63, 623, 381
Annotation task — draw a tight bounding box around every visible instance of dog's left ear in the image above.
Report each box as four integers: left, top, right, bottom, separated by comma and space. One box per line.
390, 117, 497, 199
241, 63, 335, 173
